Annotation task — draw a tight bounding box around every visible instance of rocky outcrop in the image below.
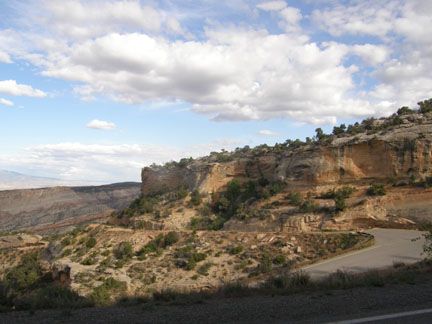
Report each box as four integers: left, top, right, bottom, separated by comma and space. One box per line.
0, 183, 141, 233
142, 113, 432, 194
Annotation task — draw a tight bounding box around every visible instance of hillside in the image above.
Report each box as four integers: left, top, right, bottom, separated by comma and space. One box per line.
0, 182, 141, 233
0, 100, 431, 313
133, 102, 432, 232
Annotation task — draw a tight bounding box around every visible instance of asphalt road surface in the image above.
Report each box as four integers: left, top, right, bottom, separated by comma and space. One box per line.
303, 228, 426, 278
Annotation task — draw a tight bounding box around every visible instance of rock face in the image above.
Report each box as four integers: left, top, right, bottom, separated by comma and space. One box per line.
142, 113, 432, 194
0, 183, 141, 233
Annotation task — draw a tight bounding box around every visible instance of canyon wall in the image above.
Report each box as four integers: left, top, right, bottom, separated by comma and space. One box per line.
0, 183, 141, 233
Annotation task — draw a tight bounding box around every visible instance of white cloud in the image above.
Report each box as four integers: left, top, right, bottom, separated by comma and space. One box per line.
86, 119, 116, 130
0, 98, 13, 107
36, 29, 375, 123
3, 0, 432, 126
312, 1, 398, 37
351, 44, 389, 65
0, 80, 47, 98
256, 1, 287, 11
258, 129, 278, 136
0, 50, 11, 63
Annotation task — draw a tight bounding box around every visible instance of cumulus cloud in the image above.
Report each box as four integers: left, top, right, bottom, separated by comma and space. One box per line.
86, 119, 116, 130
2, 0, 432, 125
37, 29, 375, 123
311, 1, 398, 37
312, 0, 432, 109
21, 0, 190, 41
0, 80, 46, 97
258, 130, 278, 136
351, 44, 389, 65
256, 1, 287, 11
0, 98, 13, 107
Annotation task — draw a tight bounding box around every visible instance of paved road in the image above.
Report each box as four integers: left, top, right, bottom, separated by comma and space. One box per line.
331, 308, 432, 324
303, 228, 426, 278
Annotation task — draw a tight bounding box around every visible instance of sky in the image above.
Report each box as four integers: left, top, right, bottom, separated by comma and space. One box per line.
0, 0, 431, 184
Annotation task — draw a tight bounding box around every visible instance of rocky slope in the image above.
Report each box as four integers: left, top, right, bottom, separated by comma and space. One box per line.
142, 111, 432, 195
136, 108, 432, 233
0, 183, 141, 233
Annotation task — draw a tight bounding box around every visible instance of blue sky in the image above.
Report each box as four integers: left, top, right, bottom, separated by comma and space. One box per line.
0, 0, 431, 183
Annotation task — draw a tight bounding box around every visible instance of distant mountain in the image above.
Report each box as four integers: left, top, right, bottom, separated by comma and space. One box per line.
0, 170, 102, 190
0, 182, 141, 233
0, 170, 63, 190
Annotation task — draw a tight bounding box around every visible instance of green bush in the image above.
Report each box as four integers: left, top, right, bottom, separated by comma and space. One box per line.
299, 199, 318, 213
136, 232, 180, 259
174, 246, 207, 270
197, 262, 213, 276
287, 192, 303, 206
113, 242, 134, 261
272, 255, 286, 265
85, 237, 97, 249
367, 184, 386, 196
256, 253, 272, 274
418, 98, 432, 114
190, 190, 202, 206
4, 253, 42, 291
164, 231, 180, 246
90, 278, 127, 306
334, 196, 347, 212
23, 285, 92, 310
227, 245, 244, 255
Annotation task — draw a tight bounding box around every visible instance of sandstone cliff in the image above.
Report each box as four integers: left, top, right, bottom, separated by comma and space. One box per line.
142, 112, 432, 195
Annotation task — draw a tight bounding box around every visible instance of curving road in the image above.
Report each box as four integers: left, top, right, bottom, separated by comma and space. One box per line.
303, 228, 426, 278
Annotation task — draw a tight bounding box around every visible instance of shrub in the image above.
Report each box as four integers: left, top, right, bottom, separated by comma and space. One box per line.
23, 285, 92, 310
272, 255, 286, 265
4, 253, 42, 291
174, 246, 207, 270
197, 262, 213, 276
228, 245, 244, 255
299, 199, 318, 213
85, 237, 97, 249
164, 231, 180, 247
418, 98, 432, 114
423, 177, 432, 188
190, 190, 202, 206
113, 242, 134, 261
81, 256, 97, 266
90, 278, 127, 306
320, 186, 356, 199
367, 184, 386, 196
257, 253, 272, 274
287, 192, 303, 206
269, 272, 311, 290
334, 196, 347, 212
61, 237, 71, 247
136, 232, 179, 259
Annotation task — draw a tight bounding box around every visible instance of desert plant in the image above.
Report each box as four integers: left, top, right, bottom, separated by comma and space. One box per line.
85, 237, 97, 249
287, 192, 303, 206
113, 242, 134, 261
367, 184, 386, 196
190, 190, 202, 206
90, 278, 126, 306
